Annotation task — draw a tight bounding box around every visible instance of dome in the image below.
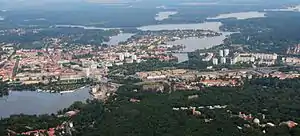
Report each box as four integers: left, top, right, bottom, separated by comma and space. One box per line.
253, 118, 260, 124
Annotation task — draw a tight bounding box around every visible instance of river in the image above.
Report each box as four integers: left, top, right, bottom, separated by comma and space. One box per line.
0, 87, 91, 118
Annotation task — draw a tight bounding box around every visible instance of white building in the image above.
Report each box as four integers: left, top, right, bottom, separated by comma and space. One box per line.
124, 52, 131, 58
136, 59, 142, 63
253, 53, 278, 60
224, 49, 230, 56
233, 53, 255, 64
219, 50, 224, 57
212, 58, 218, 65
131, 54, 137, 60
83, 68, 90, 77
232, 53, 278, 65
221, 57, 226, 64
118, 53, 125, 61
202, 53, 214, 62
230, 59, 235, 65
90, 64, 98, 69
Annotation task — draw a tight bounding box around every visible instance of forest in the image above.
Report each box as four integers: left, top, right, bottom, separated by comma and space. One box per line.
221, 12, 300, 54
0, 27, 120, 49
2, 77, 300, 135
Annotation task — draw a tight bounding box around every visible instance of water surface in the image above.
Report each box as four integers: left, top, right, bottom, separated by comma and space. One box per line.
55, 25, 119, 30
207, 11, 266, 20
103, 33, 134, 46
137, 22, 222, 32
0, 87, 91, 118
155, 11, 178, 21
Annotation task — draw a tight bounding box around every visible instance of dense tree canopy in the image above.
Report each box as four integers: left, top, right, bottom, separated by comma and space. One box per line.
3, 78, 300, 135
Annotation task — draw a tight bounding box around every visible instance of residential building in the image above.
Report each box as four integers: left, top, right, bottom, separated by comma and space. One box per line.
224, 49, 230, 56
221, 57, 226, 64
213, 58, 218, 65
219, 50, 224, 57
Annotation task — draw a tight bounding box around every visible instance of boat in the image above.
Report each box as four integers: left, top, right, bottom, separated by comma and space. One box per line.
60, 90, 76, 94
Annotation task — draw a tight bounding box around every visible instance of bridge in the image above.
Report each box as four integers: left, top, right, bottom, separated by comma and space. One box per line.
168, 51, 192, 54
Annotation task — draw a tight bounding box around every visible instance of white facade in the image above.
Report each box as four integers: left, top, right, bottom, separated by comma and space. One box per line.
131, 54, 137, 60
124, 52, 131, 57
221, 57, 226, 64
212, 58, 218, 65
83, 68, 90, 77
224, 49, 230, 56
202, 53, 214, 62
233, 53, 255, 64
118, 53, 125, 61
253, 53, 277, 60
90, 64, 98, 69
219, 50, 224, 57
233, 53, 278, 65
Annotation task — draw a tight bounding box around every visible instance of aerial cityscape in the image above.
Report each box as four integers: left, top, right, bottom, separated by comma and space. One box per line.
1, 0, 300, 135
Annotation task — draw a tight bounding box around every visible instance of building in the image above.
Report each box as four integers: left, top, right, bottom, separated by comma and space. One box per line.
219, 50, 224, 57
233, 53, 277, 65
118, 53, 125, 61
224, 49, 230, 56
202, 53, 214, 62
230, 59, 235, 65
131, 54, 137, 60
220, 57, 226, 64
233, 53, 255, 64
212, 58, 218, 65
284, 57, 300, 64
124, 52, 131, 57
200, 79, 238, 87
253, 53, 278, 60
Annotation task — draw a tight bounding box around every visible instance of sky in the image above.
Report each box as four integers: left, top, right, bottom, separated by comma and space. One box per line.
0, 0, 298, 10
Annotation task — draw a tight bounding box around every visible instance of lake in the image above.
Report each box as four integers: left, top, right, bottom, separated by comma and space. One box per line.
55, 25, 119, 30
169, 32, 231, 62
207, 11, 266, 20
137, 22, 222, 32
167, 33, 230, 52
103, 33, 135, 46
137, 22, 232, 62
0, 87, 91, 118
155, 11, 178, 21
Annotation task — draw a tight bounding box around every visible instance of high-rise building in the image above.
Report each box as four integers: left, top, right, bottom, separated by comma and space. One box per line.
84, 68, 90, 77
219, 50, 224, 57
213, 58, 218, 65
124, 52, 131, 57
131, 54, 137, 60
118, 53, 125, 61
230, 59, 235, 65
221, 57, 226, 64
224, 49, 230, 56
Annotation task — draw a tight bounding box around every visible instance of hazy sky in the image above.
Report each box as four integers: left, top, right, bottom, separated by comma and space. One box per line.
0, 0, 298, 10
